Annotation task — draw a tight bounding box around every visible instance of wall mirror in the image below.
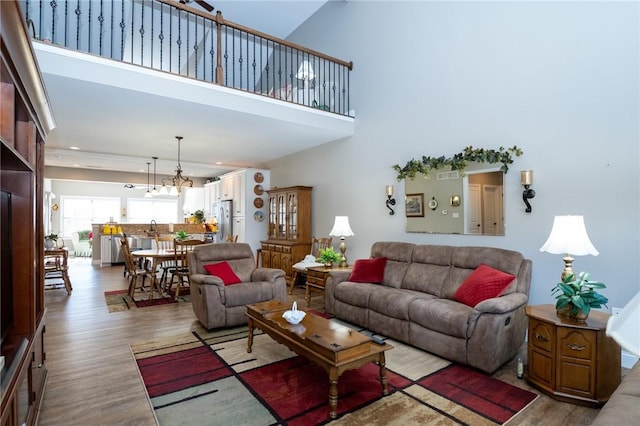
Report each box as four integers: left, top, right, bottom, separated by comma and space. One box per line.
404, 163, 505, 235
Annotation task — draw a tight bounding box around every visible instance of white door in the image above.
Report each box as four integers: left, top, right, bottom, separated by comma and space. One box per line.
467, 184, 482, 234
483, 185, 503, 235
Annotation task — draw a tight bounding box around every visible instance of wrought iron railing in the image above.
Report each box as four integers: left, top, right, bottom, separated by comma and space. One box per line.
20, 0, 353, 116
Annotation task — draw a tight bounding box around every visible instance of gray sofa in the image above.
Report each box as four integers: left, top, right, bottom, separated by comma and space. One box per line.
325, 242, 532, 374
591, 361, 640, 425
188, 243, 286, 329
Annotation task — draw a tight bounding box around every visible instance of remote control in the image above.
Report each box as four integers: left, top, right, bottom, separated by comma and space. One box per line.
370, 335, 385, 345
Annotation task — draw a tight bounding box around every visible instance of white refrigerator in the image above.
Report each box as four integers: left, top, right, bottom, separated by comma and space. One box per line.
212, 200, 233, 242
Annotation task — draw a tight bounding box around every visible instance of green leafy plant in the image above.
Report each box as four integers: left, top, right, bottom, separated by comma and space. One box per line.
317, 246, 341, 266
392, 145, 523, 181
45, 233, 58, 241
551, 271, 608, 317
175, 230, 190, 241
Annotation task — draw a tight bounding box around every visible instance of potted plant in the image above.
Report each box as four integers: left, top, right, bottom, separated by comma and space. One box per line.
551, 271, 608, 322
175, 230, 190, 241
193, 210, 205, 224
44, 233, 59, 249
317, 246, 341, 267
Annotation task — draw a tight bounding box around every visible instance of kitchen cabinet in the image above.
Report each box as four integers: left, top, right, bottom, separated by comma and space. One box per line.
525, 304, 620, 407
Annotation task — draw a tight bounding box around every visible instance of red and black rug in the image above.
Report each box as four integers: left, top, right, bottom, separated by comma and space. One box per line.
130, 322, 538, 425
104, 288, 190, 312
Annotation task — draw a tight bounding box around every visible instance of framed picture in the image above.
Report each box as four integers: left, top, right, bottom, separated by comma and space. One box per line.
405, 193, 424, 217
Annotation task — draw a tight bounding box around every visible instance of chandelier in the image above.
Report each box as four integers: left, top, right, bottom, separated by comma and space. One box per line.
160, 136, 193, 196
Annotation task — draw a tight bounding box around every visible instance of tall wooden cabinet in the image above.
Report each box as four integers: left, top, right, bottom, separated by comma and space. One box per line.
260, 186, 312, 285
525, 304, 620, 407
1, 2, 55, 424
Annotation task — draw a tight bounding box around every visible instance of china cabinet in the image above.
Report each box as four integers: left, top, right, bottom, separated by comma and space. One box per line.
1, 2, 55, 424
260, 186, 312, 284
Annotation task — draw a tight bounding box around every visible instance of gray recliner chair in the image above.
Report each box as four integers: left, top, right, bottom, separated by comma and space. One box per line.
188, 242, 286, 329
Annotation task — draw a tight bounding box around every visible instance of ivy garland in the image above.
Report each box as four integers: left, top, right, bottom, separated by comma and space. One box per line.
392, 145, 523, 181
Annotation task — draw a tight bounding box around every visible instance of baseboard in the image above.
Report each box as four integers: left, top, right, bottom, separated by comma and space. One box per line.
622, 351, 639, 369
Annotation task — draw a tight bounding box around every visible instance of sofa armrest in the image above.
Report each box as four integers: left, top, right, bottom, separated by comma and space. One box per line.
251, 267, 285, 283
473, 293, 528, 314
190, 273, 225, 287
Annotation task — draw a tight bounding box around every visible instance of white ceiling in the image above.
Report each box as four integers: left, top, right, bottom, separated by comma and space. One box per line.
35, 0, 353, 180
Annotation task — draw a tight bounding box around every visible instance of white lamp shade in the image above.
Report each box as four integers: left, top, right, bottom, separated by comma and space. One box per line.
169, 186, 179, 196
158, 186, 168, 195
329, 216, 354, 237
606, 292, 640, 357
296, 60, 315, 81
539, 215, 599, 256
144, 191, 153, 198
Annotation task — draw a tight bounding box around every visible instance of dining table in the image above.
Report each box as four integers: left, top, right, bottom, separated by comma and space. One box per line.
131, 248, 176, 300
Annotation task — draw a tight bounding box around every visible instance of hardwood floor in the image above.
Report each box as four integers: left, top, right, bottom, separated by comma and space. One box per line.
38, 259, 606, 425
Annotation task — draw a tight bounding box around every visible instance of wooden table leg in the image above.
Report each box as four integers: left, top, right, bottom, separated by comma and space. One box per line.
379, 352, 389, 395
305, 281, 312, 307
247, 318, 255, 353
329, 368, 339, 419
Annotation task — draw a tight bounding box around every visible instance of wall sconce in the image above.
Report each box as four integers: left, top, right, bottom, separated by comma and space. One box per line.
385, 185, 396, 215
521, 170, 535, 213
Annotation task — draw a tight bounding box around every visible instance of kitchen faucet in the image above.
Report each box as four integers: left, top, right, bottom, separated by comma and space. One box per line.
150, 220, 157, 232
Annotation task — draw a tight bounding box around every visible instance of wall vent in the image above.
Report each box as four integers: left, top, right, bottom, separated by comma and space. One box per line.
436, 171, 459, 180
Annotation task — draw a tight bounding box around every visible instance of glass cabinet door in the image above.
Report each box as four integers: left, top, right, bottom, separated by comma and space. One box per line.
268, 195, 277, 238
287, 192, 298, 240
277, 194, 286, 239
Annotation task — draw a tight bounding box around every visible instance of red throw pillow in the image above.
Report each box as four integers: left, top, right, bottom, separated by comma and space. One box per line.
454, 264, 515, 307
203, 261, 242, 286
348, 257, 387, 283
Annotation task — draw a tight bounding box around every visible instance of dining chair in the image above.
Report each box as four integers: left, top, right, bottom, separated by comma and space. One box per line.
290, 236, 332, 294
155, 235, 176, 288
226, 234, 239, 242
121, 237, 149, 299
44, 248, 72, 295
169, 238, 204, 300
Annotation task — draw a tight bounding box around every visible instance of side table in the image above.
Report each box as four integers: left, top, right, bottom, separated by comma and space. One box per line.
305, 266, 352, 307
525, 304, 620, 407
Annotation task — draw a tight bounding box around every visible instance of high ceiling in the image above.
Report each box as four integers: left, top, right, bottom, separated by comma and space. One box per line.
36, 0, 353, 180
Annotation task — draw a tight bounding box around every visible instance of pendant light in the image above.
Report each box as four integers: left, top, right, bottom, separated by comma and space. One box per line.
144, 162, 153, 198
161, 136, 194, 196
151, 156, 159, 196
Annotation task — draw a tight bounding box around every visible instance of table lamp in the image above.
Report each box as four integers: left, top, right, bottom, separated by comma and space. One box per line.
539, 215, 599, 282
329, 216, 354, 267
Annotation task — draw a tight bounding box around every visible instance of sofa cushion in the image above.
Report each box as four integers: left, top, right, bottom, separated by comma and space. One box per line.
443, 246, 524, 299
453, 264, 515, 307
222, 281, 275, 307
349, 257, 387, 283
203, 261, 242, 285
409, 298, 474, 338
368, 288, 422, 320
334, 282, 379, 308
402, 245, 454, 296
370, 242, 414, 288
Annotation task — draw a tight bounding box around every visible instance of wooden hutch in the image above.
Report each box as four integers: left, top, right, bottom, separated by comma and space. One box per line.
260, 186, 312, 285
1, 2, 55, 424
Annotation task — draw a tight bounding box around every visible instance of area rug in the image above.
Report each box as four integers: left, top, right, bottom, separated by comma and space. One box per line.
130, 321, 538, 425
104, 289, 190, 313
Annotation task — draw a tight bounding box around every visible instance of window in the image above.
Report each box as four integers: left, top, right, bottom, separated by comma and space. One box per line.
127, 198, 178, 224
60, 196, 121, 238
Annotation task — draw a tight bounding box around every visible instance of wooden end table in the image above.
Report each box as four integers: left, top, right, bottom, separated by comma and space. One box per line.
525, 304, 620, 407
305, 265, 352, 307
246, 300, 393, 419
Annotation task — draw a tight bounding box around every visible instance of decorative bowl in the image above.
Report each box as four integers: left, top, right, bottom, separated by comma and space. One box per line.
282, 301, 306, 325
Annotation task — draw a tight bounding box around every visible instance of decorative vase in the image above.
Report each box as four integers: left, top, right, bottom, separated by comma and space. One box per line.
324, 262, 333, 268
557, 305, 588, 322
44, 239, 54, 249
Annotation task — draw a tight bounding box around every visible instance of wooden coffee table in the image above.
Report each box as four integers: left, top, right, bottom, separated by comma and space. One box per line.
246, 300, 393, 419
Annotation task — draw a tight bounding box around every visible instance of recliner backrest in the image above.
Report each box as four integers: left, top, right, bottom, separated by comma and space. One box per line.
189, 242, 255, 282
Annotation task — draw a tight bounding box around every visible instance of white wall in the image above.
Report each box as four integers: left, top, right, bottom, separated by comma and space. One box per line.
267, 1, 640, 310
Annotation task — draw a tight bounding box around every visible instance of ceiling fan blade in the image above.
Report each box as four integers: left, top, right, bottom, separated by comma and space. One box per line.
194, 0, 214, 12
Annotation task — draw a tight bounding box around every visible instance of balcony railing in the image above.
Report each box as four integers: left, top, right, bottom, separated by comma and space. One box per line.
21, 0, 353, 116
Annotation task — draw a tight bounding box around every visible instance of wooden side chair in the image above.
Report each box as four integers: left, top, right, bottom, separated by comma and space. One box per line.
226, 234, 239, 242
121, 237, 149, 299
169, 238, 204, 300
290, 236, 332, 294
155, 235, 176, 288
